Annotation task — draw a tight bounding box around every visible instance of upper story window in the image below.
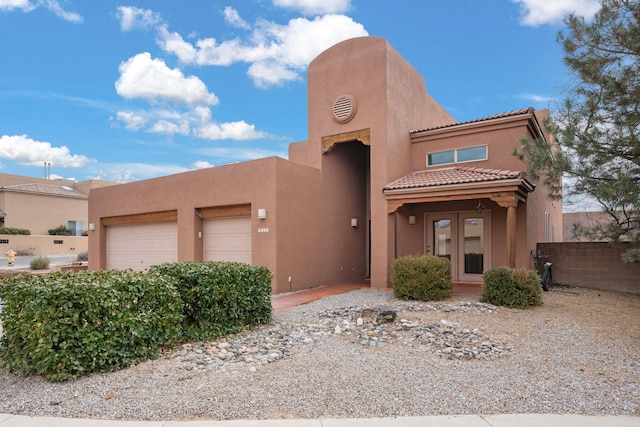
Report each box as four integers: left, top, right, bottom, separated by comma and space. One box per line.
427, 145, 487, 166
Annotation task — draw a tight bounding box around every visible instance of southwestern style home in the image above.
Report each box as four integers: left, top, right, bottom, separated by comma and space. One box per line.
88, 37, 561, 293
0, 172, 113, 255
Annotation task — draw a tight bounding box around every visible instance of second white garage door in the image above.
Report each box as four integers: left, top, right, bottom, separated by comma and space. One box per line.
203, 216, 251, 263
106, 222, 178, 271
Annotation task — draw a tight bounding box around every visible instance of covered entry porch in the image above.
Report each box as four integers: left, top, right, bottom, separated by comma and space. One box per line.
384, 167, 535, 283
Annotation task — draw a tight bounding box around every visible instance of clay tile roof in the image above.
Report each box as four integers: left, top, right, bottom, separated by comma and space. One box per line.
0, 183, 88, 199
384, 167, 527, 191
410, 107, 535, 134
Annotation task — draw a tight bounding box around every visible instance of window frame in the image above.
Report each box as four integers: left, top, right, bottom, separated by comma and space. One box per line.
426, 145, 488, 167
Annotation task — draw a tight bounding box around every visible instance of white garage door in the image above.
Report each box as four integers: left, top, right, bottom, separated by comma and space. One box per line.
107, 222, 178, 271
203, 216, 251, 263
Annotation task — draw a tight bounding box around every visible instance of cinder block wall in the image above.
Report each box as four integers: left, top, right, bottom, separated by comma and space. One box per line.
537, 242, 639, 295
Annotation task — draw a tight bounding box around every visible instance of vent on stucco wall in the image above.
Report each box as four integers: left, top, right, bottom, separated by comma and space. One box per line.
332, 95, 357, 123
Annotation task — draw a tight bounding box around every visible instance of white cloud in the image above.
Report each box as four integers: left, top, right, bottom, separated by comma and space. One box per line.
48, 173, 76, 181
195, 121, 269, 141
94, 162, 189, 183
0, 134, 93, 167
192, 160, 214, 169
157, 14, 367, 88
117, 6, 163, 31
511, 0, 601, 26
519, 93, 556, 103
157, 26, 254, 66
198, 147, 287, 163
272, 0, 351, 15
116, 7, 360, 139
44, 0, 82, 23
115, 106, 268, 141
247, 61, 299, 87
223, 6, 250, 30
0, 0, 34, 11
115, 52, 219, 105
0, 0, 82, 22
149, 119, 190, 136
116, 111, 148, 131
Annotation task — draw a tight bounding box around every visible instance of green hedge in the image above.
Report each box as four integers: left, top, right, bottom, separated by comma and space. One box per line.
0, 227, 30, 235
0, 270, 183, 381
149, 261, 273, 340
480, 267, 542, 309
392, 254, 452, 301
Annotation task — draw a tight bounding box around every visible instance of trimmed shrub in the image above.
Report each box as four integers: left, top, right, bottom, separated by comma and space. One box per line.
481, 267, 542, 309
0, 227, 30, 235
14, 248, 34, 256
392, 255, 452, 301
0, 270, 183, 381
29, 256, 50, 270
48, 225, 72, 236
149, 261, 273, 340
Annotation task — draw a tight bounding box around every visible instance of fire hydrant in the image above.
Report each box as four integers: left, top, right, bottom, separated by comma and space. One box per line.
6, 248, 15, 266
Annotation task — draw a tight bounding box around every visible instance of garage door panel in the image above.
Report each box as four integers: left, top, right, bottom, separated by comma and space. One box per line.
204, 216, 251, 264
107, 222, 177, 271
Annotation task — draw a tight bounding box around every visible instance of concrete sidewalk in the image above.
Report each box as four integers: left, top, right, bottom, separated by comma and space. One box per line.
1, 414, 639, 426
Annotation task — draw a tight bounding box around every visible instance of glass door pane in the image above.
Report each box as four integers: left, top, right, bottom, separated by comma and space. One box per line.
463, 218, 484, 274
433, 219, 452, 261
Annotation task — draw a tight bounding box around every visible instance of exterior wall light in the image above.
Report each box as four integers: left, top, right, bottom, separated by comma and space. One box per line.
475, 200, 485, 214
351, 218, 358, 227
258, 209, 267, 219
89, 223, 95, 231
408, 215, 416, 225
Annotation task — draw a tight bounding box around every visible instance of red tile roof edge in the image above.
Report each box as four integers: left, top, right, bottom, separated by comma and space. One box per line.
383, 166, 527, 191
410, 107, 535, 134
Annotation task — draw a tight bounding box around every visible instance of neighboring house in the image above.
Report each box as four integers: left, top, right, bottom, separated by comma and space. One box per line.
0, 172, 115, 255
88, 37, 562, 293
563, 211, 625, 242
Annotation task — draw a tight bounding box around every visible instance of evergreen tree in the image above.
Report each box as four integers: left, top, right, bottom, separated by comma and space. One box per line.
515, 0, 640, 262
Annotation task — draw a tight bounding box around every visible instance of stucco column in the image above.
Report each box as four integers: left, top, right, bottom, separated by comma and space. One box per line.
490, 194, 519, 269
506, 205, 517, 268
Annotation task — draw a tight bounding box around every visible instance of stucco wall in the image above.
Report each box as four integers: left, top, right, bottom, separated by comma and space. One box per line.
0, 235, 87, 255
89, 157, 281, 276
2, 192, 87, 235
537, 242, 639, 294
306, 36, 457, 288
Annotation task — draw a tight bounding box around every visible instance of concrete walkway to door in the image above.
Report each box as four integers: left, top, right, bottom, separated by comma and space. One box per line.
271, 280, 483, 312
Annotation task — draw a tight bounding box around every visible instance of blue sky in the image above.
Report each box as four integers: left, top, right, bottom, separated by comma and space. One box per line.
0, 0, 601, 183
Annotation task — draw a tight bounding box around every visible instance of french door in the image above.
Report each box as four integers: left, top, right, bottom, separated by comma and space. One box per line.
426, 210, 490, 283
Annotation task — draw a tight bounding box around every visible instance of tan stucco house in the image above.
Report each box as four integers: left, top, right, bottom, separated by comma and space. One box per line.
0, 172, 114, 255
88, 37, 562, 293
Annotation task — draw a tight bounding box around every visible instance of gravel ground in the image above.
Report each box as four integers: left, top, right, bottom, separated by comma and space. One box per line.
0, 286, 639, 421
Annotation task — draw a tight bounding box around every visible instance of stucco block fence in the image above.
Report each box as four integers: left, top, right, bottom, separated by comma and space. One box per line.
0, 235, 87, 256
537, 242, 639, 295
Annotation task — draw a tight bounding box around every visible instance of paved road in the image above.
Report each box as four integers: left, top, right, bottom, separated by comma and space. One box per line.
0, 254, 79, 270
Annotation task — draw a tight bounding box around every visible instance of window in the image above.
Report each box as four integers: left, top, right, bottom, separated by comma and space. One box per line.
427, 145, 487, 166
0, 239, 8, 244
428, 151, 455, 166
544, 211, 551, 242
68, 221, 85, 236
54, 240, 64, 244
